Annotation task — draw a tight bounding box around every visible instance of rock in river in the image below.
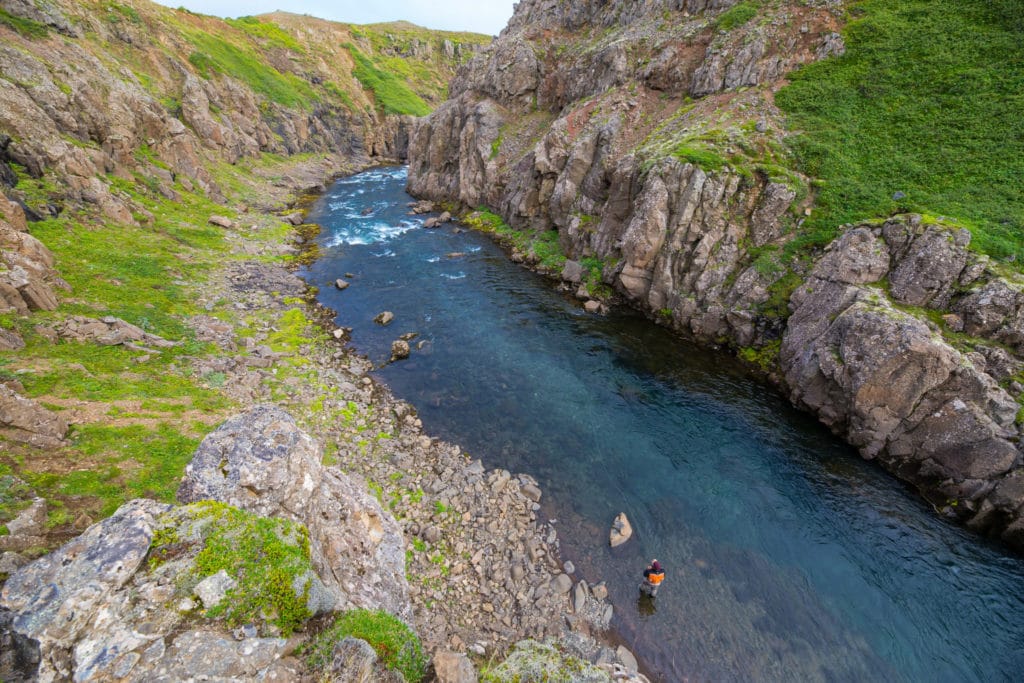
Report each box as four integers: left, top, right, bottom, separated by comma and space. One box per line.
609, 512, 632, 547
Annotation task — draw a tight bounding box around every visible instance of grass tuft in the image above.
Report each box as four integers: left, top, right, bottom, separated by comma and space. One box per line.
304, 609, 427, 682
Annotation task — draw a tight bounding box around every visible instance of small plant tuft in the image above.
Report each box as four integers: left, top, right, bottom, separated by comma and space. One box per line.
304, 609, 427, 682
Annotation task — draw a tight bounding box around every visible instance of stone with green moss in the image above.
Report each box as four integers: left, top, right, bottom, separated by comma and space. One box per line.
149, 500, 321, 635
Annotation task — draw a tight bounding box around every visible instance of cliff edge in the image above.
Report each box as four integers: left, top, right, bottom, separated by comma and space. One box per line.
408, 0, 1024, 548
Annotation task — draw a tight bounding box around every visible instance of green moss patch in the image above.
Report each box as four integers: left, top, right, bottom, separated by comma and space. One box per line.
151, 501, 314, 635
304, 608, 427, 682
713, 2, 761, 32
0, 8, 49, 39
777, 0, 1024, 260
462, 209, 567, 273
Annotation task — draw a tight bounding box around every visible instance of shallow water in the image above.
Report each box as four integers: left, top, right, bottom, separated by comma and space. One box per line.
303, 166, 1024, 682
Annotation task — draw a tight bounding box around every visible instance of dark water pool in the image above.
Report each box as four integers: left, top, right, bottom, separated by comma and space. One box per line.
303, 166, 1024, 682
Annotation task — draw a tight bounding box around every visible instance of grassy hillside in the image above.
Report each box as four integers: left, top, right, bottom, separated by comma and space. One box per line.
0, 0, 489, 542
777, 0, 1024, 260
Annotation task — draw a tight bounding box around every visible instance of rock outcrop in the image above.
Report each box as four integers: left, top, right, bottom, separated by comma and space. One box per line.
177, 404, 413, 620
1, 405, 416, 681
0, 384, 68, 449
408, 0, 1024, 549
782, 219, 1024, 544
0, 196, 64, 317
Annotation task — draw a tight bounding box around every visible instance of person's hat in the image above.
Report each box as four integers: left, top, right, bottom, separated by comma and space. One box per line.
651, 560, 662, 571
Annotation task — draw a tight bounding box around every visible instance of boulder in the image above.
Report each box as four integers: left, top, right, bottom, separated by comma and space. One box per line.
193, 570, 236, 609
391, 339, 411, 361
374, 311, 395, 326
335, 278, 350, 290
53, 316, 178, 349
5, 498, 46, 537
177, 405, 412, 620
609, 512, 632, 547
208, 215, 234, 229
561, 260, 584, 284
616, 645, 639, 674
330, 637, 378, 683
0, 328, 25, 351
0, 384, 68, 449
284, 212, 304, 226
549, 574, 572, 594
0, 499, 169, 682
433, 650, 478, 683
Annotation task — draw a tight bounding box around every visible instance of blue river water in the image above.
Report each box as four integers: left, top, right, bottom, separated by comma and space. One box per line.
302, 166, 1024, 682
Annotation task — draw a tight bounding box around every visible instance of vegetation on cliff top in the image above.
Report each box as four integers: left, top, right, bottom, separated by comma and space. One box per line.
777, 0, 1024, 260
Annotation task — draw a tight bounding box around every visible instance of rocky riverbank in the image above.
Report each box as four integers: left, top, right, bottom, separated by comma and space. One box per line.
2, 155, 651, 681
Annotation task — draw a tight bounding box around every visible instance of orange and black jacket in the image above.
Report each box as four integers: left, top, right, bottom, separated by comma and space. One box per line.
644, 567, 665, 585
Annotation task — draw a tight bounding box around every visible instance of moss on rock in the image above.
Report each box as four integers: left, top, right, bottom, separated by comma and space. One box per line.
148, 501, 315, 635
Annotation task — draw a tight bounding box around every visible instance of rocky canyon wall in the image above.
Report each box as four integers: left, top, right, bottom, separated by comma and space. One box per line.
408, 0, 1024, 548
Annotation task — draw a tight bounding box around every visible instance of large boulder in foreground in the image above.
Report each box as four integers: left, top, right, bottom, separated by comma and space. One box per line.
177, 404, 412, 620
0, 498, 311, 682
0, 499, 168, 682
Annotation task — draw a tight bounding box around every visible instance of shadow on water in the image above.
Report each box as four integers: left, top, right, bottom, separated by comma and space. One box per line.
303, 167, 1024, 683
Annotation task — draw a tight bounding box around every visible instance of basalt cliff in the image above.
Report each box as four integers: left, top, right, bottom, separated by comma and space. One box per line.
408, 0, 1024, 548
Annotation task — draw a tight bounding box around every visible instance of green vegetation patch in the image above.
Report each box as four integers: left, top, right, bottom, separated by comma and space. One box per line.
227, 16, 304, 52
463, 209, 567, 272
184, 29, 315, 107
713, 2, 761, 32
776, 0, 1024, 260
304, 608, 427, 682
345, 44, 431, 116
0, 8, 49, 39
150, 501, 314, 635
672, 143, 728, 172
481, 640, 607, 682
104, 2, 142, 25
41, 424, 203, 517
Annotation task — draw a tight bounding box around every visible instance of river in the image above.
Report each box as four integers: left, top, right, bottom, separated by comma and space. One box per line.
302, 166, 1024, 682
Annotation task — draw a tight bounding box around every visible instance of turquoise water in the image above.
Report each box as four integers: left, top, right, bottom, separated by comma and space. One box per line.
303, 167, 1024, 682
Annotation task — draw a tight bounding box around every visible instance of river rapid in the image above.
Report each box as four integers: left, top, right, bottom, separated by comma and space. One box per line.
303, 166, 1024, 682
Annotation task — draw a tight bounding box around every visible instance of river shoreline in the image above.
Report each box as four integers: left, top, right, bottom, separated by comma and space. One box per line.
261, 160, 650, 674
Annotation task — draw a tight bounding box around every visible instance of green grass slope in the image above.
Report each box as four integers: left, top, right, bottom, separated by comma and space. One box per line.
777, 0, 1024, 259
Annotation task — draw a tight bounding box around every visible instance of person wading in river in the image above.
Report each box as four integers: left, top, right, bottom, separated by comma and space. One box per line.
640, 559, 665, 597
